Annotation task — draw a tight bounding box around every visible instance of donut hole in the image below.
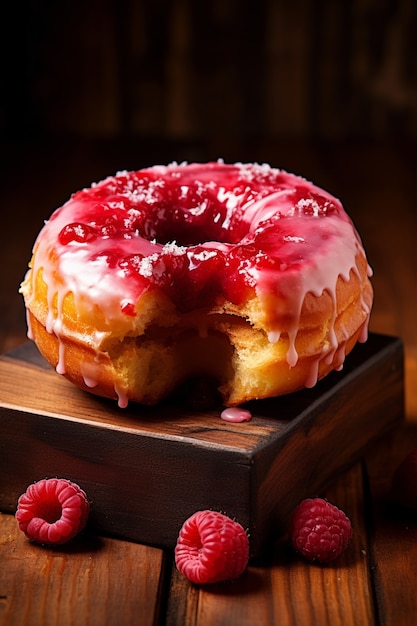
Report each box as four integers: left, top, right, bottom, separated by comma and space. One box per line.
144, 220, 207, 246
139, 195, 249, 247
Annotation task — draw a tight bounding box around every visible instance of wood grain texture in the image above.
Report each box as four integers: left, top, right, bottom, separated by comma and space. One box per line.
365, 421, 417, 626
0, 512, 165, 626
0, 335, 404, 557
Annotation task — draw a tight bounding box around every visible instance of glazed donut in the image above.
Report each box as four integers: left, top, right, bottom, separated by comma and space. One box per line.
20, 161, 373, 408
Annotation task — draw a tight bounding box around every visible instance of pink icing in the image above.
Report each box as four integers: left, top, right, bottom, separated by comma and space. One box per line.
23, 161, 373, 404
220, 407, 253, 423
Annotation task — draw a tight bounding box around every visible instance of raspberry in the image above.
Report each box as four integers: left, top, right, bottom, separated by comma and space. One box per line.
174, 510, 249, 584
289, 497, 352, 564
392, 448, 417, 510
15, 478, 90, 545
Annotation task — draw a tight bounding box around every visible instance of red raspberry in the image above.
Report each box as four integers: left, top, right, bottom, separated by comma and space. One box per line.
174, 510, 249, 584
392, 448, 417, 509
15, 478, 90, 545
289, 497, 352, 564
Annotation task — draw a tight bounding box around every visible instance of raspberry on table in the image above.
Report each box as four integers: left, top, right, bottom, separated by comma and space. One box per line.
392, 448, 417, 510
15, 478, 90, 545
289, 497, 353, 564
174, 510, 249, 584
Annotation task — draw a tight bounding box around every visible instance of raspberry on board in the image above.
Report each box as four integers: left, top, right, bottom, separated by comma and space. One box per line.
15, 478, 90, 545
174, 510, 249, 584
392, 448, 417, 510
289, 497, 353, 564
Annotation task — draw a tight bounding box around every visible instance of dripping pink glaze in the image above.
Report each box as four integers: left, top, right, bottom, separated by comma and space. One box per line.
26, 162, 373, 403
220, 407, 252, 423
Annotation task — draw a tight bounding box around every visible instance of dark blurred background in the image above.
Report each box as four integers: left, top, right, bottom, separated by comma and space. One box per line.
2, 0, 417, 145
0, 0, 416, 352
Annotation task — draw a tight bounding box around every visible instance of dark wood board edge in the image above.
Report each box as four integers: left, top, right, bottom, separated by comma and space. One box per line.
0, 333, 405, 557
248, 335, 405, 555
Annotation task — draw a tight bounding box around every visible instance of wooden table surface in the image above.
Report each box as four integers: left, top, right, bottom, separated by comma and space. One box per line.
0, 137, 416, 625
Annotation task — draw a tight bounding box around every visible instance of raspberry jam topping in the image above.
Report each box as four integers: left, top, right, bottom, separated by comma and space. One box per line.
52, 162, 352, 312
58, 222, 98, 245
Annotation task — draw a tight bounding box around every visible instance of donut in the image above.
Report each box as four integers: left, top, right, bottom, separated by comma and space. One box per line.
20, 161, 373, 408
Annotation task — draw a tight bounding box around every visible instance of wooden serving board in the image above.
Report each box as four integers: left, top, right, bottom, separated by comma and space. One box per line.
0, 333, 404, 557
